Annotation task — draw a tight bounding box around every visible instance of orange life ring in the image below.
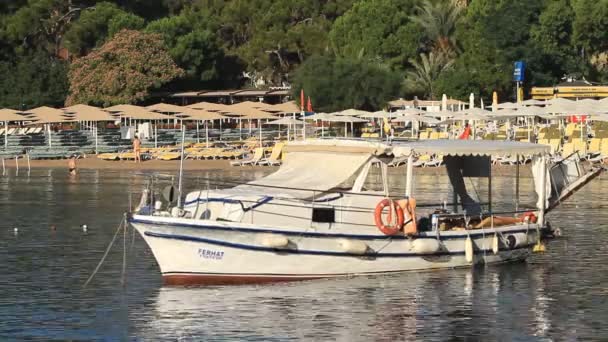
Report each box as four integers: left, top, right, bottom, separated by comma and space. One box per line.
374, 199, 404, 235
520, 212, 537, 223
398, 198, 417, 235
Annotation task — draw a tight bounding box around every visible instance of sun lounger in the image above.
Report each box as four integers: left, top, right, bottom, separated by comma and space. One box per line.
156, 152, 181, 160
423, 154, 443, 167
412, 154, 431, 167
258, 143, 284, 166
97, 153, 120, 161
231, 147, 265, 166
388, 155, 408, 167
588, 139, 608, 163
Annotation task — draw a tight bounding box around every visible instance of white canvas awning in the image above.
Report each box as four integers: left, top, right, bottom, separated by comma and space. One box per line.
239, 151, 371, 198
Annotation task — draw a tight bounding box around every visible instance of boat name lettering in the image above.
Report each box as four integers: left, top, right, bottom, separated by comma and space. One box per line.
198, 248, 224, 260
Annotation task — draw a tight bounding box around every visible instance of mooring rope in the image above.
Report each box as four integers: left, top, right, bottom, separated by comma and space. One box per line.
83, 215, 126, 288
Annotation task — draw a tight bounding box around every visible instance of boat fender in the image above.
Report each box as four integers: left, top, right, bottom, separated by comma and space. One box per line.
337, 239, 368, 255
170, 207, 184, 218
154, 201, 163, 211
465, 236, 474, 263
374, 199, 404, 235
258, 234, 290, 248
411, 238, 440, 254
492, 233, 499, 254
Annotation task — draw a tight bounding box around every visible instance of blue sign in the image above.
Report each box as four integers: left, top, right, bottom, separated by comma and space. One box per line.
513, 61, 525, 82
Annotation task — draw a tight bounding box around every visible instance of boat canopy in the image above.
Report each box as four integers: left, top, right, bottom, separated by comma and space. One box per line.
392, 140, 550, 157
241, 151, 372, 198
231, 139, 550, 201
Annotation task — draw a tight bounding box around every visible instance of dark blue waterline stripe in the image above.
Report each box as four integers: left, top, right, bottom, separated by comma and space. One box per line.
144, 231, 535, 258
131, 217, 537, 241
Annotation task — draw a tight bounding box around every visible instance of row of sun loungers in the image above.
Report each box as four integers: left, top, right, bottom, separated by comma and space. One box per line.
0, 127, 43, 136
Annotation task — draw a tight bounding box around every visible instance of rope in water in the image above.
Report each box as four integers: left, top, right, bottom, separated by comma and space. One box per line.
83, 214, 126, 288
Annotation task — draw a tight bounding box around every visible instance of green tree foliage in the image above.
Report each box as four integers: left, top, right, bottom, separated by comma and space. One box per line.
2, 0, 608, 107
436, 0, 546, 100
410, 0, 462, 56
64, 2, 145, 56
0, 50, 68, 109
215, 0, 357, 85
329, 0, 422, 69
145, 9, 242, 89
291, 55, 402, 112
405, 52, 454, 100
66, 29, 184, 106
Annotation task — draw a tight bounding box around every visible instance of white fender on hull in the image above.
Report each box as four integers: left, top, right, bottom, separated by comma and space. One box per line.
411, 238, 441, 254
337, 239, 368, 255
465, 236, 474, 263
257, 234, 290, 248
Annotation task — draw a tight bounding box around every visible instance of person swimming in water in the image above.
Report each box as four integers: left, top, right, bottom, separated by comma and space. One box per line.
68, 155, 77, 175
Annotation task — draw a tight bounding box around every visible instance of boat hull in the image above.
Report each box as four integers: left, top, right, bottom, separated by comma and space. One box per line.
131, 215, 539, 285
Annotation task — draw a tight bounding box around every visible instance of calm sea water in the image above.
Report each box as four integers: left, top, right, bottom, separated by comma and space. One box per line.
0, 167, 606, 341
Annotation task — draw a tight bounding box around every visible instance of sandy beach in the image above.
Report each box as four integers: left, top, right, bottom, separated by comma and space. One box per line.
0, 155, 536, 177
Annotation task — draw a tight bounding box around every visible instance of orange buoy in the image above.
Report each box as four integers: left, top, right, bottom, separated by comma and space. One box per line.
374, 199, 404, 235
398, 198, 417, 235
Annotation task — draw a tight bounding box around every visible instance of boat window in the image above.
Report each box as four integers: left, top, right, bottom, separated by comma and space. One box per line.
312, 207, 335, 223
362, 162, 384, 192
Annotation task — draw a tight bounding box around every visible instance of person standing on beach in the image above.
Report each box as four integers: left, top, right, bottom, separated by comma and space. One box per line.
68, 156, 77, 175
133, 135, 141, 163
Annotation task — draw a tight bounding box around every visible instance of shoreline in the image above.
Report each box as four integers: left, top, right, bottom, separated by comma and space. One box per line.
1, 155, 534, 177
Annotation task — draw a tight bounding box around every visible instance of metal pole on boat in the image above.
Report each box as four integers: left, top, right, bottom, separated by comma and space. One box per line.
515, 154, 520, 211
538, 155, 547, 225
405, 154, 414, 197
488, 158, 492, 215
177, 119, 186, 208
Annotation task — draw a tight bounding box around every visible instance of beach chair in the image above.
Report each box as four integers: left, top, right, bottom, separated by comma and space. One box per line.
97, 153, 120, 160
230, 147, 265, 166
258, 143, 284, 166
412, 154, 431, 167
555, 143, 577, 162
587, 138, 601, 158
424, 154, 443, 167
388, 155, 408, 167
156, 151, 181, 160
571, 138, 586, 153
429, 132, 440, 140
589, 139, 608, 163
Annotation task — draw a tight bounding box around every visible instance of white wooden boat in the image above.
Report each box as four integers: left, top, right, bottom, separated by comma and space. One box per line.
129, 139, 601, 285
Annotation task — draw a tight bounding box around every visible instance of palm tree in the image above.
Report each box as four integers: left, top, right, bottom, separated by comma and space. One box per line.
404, 52, 454, 100
410, 0, 463, 56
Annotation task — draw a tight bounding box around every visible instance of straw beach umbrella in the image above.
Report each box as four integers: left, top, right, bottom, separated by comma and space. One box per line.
175, 109, 227, 147
0, 109, 32, 149
23, 106, 75, 147
63, 104, 117, 153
